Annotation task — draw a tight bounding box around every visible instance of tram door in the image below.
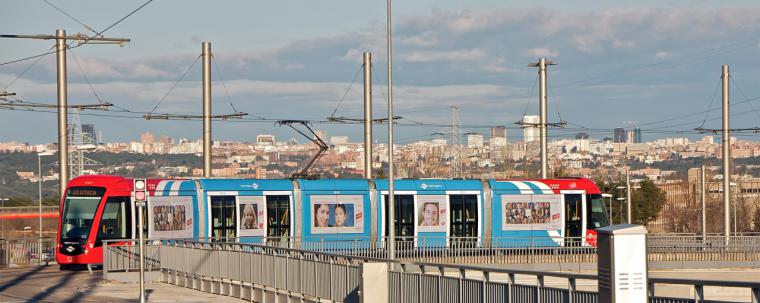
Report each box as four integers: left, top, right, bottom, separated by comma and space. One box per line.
384, 195, 415, 242
449, 195, 478, 239
211, 196, 236, 241
266, 195, 290, 241
564, 194, 583, 240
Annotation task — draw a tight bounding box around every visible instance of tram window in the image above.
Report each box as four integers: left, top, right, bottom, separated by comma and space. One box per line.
60, 187, 105, 241
586, 194, 609, 229
211, 196, 236, 241
384, 195, 414, 241
450, 195, 478, 238
564, 194, 583, 238
266, 195, 290, 239
95, 196, 132, 246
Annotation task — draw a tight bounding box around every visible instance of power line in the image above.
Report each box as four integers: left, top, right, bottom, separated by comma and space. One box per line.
42, 0, 99, 36
148, 55, 201, 114
0, 0, 152, 66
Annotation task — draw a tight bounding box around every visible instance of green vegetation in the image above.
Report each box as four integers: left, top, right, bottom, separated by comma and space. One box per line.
596, 178, 666, 226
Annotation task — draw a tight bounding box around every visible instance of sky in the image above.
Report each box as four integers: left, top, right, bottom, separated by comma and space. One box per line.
3, 0, 760, 144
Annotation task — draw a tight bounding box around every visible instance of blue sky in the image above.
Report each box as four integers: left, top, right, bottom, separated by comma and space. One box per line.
3, 0, 760, 144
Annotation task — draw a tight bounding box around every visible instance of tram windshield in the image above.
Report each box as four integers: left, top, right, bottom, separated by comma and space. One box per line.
60, 187, 106, 241
586, 194, 609, 229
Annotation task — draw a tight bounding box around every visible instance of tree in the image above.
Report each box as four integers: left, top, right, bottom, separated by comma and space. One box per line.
631, 179, 666, 225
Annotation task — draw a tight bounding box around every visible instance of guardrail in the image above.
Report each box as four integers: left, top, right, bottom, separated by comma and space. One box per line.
648, 278, 760, 303
103, 239, 161, 279
211, 235, 760, 264
160, 240, 365, 302
388, 262, 598, 303
100, 238, 760, 303
0, 206, 59, 213
0, 238, 55, 267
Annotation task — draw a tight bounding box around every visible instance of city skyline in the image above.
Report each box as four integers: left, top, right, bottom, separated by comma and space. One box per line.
3, 1, 760, 144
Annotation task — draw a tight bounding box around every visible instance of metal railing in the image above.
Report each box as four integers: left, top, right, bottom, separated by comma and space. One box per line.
209, 234, 760, 264
0, 206, 59, 214
99, 238, 760, 303
388, 262, 599, 303
103, 239, 161, 278
648, 278, 760, 303
159, 240, 365, 302
0, 238, 56, 267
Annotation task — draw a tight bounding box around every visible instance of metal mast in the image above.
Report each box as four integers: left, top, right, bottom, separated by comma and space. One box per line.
1, 30, 129, 197
56, 30, 69, 195
528, 58, 556, 179
451, 106, 462, 178
626, 170, 632, 224
701, 165, 706, 238
387, 0, 396, 260
721, 65, 730, 242
363, 52, 373, 179
203, 42, 212, 178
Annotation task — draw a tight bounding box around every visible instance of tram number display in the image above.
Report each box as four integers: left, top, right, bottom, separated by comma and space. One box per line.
501, 194, 561, 231
68, 188, 104, 197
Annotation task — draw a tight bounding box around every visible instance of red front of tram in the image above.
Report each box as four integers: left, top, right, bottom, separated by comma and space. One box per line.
56, 175, 133, 268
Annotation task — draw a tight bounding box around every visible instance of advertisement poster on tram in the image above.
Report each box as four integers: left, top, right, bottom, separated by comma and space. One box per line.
415, 195, 447, 232
238, 196, 266, 237
501, 195, 561, 231
148, 196, 194, 239
310, 195, 364, 234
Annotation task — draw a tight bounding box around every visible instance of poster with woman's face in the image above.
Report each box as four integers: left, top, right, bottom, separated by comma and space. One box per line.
416, 195, 447, 232
501, 194, 561, 231
148, 196, 194, 239
238, 196, 266, 237
311, 195, 363, 234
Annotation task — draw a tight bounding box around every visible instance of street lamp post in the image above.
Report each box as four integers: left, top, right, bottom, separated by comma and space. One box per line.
37, 151, 54, 263
602, 193, 613, 225
0, 198, 8, 238
616, 197, 626, 225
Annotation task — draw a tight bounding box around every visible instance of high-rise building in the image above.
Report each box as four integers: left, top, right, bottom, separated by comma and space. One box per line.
613, 128, 626, 143
490, 126, 507, 139
466, 133, 484, 148
256, 134, 275, 146
81, 124, 97, 144
314, 130, 327, 141
633, 128, 642, 143
522, 115, 540, 143
140, 131, 154, 153
330, 136, 349, 145
575, 132, 589, 140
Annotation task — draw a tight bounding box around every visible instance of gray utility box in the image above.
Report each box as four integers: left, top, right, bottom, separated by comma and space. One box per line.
597, 224, 648, 303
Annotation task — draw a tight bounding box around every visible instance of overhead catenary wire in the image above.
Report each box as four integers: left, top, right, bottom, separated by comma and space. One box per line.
0, 0, 153, 66
328, 64, 364, 119
69, 48, 106, 104
42, 0, 99, 36
148, 54, 201, 114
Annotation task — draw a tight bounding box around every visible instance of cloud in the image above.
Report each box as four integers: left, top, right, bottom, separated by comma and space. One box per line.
401, 49, 488, 63
526, 48, 559, 58
655, 51, 672, 59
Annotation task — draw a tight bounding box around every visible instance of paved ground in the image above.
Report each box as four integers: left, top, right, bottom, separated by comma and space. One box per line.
0, 266, 244, 303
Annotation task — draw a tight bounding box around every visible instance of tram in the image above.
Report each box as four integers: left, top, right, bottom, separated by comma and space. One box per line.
56, 175, 609, 267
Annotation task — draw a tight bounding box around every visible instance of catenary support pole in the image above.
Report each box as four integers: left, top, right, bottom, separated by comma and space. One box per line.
56, 29, 68, 198
387, 0, 396, 260
627, 171, 632, 224
202, 42, 212, 178
363, 52, 373, 179
701, 164, 707, 239
539, 58, 548, 179
722, 65, 730, 243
